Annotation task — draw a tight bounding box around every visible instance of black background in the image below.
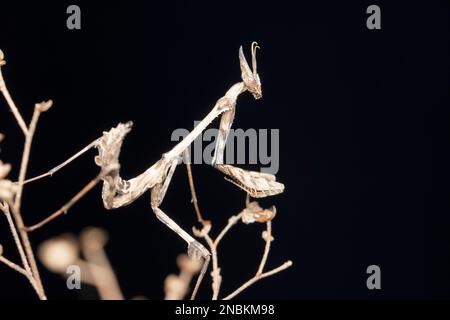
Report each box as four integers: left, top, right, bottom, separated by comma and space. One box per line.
0, 0, 449, 300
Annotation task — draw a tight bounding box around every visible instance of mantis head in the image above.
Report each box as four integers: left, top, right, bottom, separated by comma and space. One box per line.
239, 42, 262, 99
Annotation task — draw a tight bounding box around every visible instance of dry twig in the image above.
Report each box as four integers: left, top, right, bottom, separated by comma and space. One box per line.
38, 227, 124, 300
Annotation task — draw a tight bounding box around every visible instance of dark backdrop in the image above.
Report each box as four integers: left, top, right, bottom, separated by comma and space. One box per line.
0, 0, 449, 299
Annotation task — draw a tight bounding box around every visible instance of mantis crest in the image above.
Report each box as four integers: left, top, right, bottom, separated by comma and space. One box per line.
22, 42, 285, 297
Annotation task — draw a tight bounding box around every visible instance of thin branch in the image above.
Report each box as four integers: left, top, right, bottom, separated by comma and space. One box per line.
14, 106, 40, 209
21, 138, 99, 185
25, 169, 110, 232
184, 150, 213, 299
222, 221, 292, 300
80, 228, 124, 300
222, 260, 293, 300
190, 255, 210, 300
208, 214, 244, 300
214, 214, 242, 248
0, 255, 29, 276
8, 206, 46, 299
0, 64, 29, 136
259, 261, 293, 278
193, 216, 243, 300
184, 151, 209, 225
84, 249, 124, 300
0, 201, 32, 276
257, 221, 272, 275
11, 105, 47, 299
0, 255, 41, 296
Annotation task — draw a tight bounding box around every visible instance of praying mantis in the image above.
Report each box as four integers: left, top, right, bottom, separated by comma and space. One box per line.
20, 42, 285, 298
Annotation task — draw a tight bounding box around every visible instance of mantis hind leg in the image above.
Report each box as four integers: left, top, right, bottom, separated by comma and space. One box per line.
149, 158, 210, 298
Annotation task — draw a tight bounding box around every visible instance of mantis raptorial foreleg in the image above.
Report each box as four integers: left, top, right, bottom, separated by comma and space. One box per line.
211, 43, 285, 198
211, 108, 235, 166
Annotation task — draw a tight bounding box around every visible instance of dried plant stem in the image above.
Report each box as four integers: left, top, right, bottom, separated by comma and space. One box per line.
184, 156, 212, 300
222, 260, 293, 300
215, 214, 242, 248
185, 158, 243, 300
222, 221, 292, 300
185, 159, 208, 225
0, 255, 40, 295
73, 259, 105, 286
0, 67, 29, 136
11, 107, 46, 299
0, 202, 41, 296
80, 228, 124, 300
24, 171, 108, 232
0, 255, 28, 277
190, 254, 210, 300
204, 234, 220, 300
0, 60, 47, 299
208, 214, 243, 300
257, 221, 272, 274
82, 247, 124, 300
184, 161, 216, 299
21, 139, 99, 185
14, 107, 41, 207
186, 152, 284, 300
0, 201, 32, 275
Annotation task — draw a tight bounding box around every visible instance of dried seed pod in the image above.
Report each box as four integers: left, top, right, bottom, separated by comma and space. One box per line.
38, 235, 79, 273
177, 254, 203, 274
80, 227, 108, 252
164, 274, 188, 300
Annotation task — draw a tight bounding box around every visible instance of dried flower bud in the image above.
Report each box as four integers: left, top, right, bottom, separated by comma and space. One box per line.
164, 274, 188, 300
241, 202, 276, 224
0, 179, 17, 201
80, 227, 108, 252
177, 254, 203, 274
35, 100, 53, 112
262, 230, 274, 242
192, 223, 211, 237
0, 161, 11, 179
38, 235, 79, 273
